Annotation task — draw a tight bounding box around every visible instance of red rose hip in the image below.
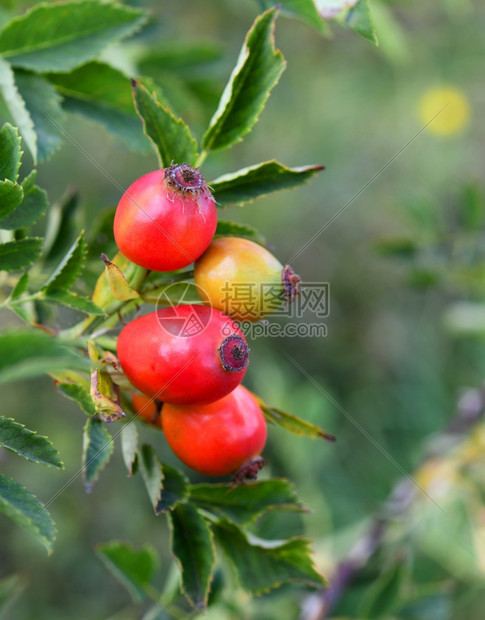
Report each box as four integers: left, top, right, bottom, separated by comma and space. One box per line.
117, 305, 249, 405
114, 164, 217, 271
162, 385, 267, 477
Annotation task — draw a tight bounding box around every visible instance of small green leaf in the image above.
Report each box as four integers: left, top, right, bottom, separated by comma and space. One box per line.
56, 381, 96, 416
120, 421, 138, 477
0, 179, 23, 221
0, 472, 56, 553
202, 8, 286, 152
259, 1, 327, 35
0, 238, 42, 271
190, 479, 308, 525
344, 0, 378, 44
132, 80, 198, 167
138, 41, 223, 74
374, 237, 418, 259
43, 189, 79, 262
82, 417, 114, 493
168, 503, 215, 611
96, 541, 159, 603
138, 444, 188, 515
361, 561, 407, 619
92, 251, 147, 313
0, 58, 36, 162
0, 417, 63, 468
0, 171, 48, 230
215, 221, 266, 245
44, 290, 105, 315
49, 62, 150, 153
101, 253, 139, 301
0, 122, 22, 182
210, 160, 324, 206
42, 232, 86, 292
10, 272, 28, 299
0, 0, 147, 73
259, 400, 336, 441
14, 70, 64, 162
0, 574, 25, 616
213, 519, 326, 595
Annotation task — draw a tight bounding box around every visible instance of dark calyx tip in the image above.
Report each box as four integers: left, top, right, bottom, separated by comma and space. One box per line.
130, 78, 138, 88
100, 252, 110, 265
232, 456, 266, 488
165, 163, 206, 195
281, 265, 301, 303
219, 334, 249, 373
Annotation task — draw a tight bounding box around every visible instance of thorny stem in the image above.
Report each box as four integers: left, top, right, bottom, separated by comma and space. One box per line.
300, 382, 485, 620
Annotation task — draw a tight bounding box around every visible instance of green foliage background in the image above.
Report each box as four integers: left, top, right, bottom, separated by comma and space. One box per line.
1, 0, 485, 618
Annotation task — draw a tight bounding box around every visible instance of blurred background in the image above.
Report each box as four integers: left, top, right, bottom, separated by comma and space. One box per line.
1, 0, 485, 618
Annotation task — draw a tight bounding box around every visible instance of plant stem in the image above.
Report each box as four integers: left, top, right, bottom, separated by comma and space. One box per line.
195, 150, 208, 168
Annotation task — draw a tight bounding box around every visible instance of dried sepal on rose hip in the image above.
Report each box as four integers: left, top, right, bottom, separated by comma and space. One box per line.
117, 305, 249, 406
194, 237, 301, 321
113, 164, 217, 272
162, 385, 267, 478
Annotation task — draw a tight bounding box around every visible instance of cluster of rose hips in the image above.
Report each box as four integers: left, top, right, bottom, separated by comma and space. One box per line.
114, 164, 300, 481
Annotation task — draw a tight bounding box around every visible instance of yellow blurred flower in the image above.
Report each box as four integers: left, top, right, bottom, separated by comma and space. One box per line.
418, 86, 471, 136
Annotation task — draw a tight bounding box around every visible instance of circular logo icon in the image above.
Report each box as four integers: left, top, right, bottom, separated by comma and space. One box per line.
155, 281, 212, 337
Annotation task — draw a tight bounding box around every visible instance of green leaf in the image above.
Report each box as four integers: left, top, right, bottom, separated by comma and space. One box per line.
82, 417, 114, 493
374, 237, 418, 259
0, 417, 63, 468
42, 232, 86, 292
215, 220, 266, 245
43, 290, 104, 315
259, 401, 336, 441
0, 574, 25, 616
0, 238, 42, 271
138, 444, 188, 515
0, 171, 48, 230
210, 160, 324, 206
361, 561, 407, 619
96, 541, 158, 603
120, 421, 138, 477
259, 1, 327, 35
344, 0, 378, 44
43, 189, 79, 262
213, 520, 326, 595
140, 279, 200, 305
56, 381, 96, 416
0, 58, 36, 162
138, 41, 223, 74
49, 62, 150, 153
0, 472, 55, 553
0, 330, 89, 385
10, 272, 28, 299
202, 8, 286, 152
0, 122, 22, 182
132, 80, 198, 167
100, 253, 139, 302
189, 479, 308, 525
0, 179, 23, 221
14, 70, 64, 162
0, 0, 147, 73
168, 502, 215, 611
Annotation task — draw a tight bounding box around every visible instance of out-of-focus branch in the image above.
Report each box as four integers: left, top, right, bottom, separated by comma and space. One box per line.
300, 382, 485, 620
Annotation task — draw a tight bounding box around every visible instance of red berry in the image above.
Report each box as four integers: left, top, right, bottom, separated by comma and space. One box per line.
162, 385, 267, 477
117, 305, 249, 405
114, 164, 217, 272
